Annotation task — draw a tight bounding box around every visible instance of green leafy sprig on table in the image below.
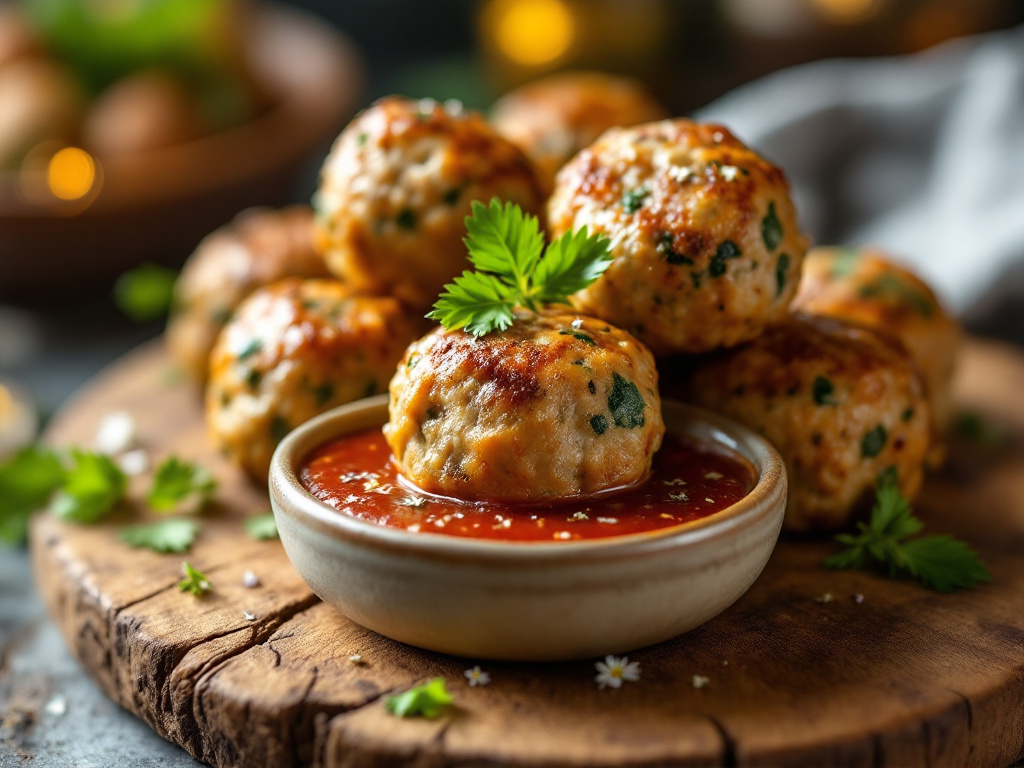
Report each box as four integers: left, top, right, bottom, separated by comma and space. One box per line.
147, 456, 217, 513
824, 469, 991, 592
114, 263, 178, 322
427, 199, 613, 336
384, 678, 453, 718
120, 519, 199, 553
245, 513, 278, 541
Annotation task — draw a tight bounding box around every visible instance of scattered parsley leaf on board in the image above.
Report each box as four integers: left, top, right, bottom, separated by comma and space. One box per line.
0, 446, 66, 545
824, 469, 990, 592
384, 678, 453, 718
50, 450, 127, 523
428, 199, 612, 336
120, 519, 199, 553
178, 561, 212, 596
245, 513, 278, 541
148, 457, 216, 513
114, 262, 178, 322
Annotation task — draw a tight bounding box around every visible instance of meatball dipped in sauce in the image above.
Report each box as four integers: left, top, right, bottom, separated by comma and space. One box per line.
385, 311, 664, 503
167, 206, 330, 383
792, 246, 959, 462
314, 96, 543, 310
685, 313, 931, 532
207, 278, 427, 481
548, 119, 808, 356
492, 71, 667, 197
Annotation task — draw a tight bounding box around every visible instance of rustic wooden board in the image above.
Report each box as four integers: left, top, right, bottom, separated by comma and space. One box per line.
29, 338, 1024, 768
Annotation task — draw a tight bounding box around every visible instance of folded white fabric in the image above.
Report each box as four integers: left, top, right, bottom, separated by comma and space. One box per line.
698, 24, 1024, 319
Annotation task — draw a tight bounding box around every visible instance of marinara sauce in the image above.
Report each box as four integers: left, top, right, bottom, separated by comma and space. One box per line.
299, 430, 755, 542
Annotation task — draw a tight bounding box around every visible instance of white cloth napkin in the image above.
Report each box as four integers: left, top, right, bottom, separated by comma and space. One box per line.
698, 23, 1024, 323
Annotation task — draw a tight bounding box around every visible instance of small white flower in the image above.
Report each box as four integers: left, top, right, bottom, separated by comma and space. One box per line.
243, 611, 256, 621
94, 411, 136, 455
118, 448, 149, 476
815, 592, 834, 604
595, 655, 641, 689
465, 666, 491, 687
241, 570, 260, 589
45, 696, 67, 716
692, 675, 710, 689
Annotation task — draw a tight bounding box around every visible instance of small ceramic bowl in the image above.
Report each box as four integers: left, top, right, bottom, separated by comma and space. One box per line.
270, 396, 787, 661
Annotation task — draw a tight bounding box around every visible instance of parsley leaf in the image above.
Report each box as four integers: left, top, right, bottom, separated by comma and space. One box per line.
824, 471, 990, 592
148, 457, 216, 513
178, 561, 212, 596
245, 513, 278, 541
0, 446, 66, 545
114, 263, 177, 322
428, 199, 612, 336
384, 678, 452, 718
50, 450, 127, 523
120, 519, 199, 553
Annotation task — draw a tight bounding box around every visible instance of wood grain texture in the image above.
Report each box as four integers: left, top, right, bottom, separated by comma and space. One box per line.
29, 338, 1024, 768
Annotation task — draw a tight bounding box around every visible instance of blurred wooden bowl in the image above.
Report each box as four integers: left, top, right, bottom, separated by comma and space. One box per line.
0, 3, 362, 303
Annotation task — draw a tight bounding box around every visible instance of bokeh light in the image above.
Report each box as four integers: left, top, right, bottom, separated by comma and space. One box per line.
810, 0, 882, 24
47, 147, 97, 201
490, 0, 575, 67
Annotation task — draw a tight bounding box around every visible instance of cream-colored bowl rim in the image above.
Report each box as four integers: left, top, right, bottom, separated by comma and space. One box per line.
270, 396, 786, 566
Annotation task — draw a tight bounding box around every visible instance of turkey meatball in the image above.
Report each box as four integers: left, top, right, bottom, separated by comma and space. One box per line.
492, 71, 667, 197
548, 119, 809, 355
207, 279, 425, 481
792, 246, 959, 445
686, 313, 931, 532
167, 206, 330, 383
314, 96, 543, 310
385, 311, 664, 502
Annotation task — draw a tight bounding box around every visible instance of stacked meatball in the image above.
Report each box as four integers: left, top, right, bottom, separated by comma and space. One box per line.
175, 96, 546, 480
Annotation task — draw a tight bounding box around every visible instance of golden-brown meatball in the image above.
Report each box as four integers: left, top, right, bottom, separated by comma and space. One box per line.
313, 96, 543, 310
385, 311, 664, 502
548, 119, 809, 356
792, 246, 959, 446
492, 71, 668, 196
167, 206, 330, 383
686, 313, 931, 532
207, 278, 426, 481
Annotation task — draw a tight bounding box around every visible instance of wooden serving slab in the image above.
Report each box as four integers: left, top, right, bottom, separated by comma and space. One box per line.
30, 339, 1024, 768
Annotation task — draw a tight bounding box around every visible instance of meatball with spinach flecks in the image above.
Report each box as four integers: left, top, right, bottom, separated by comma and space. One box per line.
207, 278, 427, 481
685, 313, 931, 532
167, 206, 330, 384
385, 311, 664, 502
314, 96, 543, 310
793, 246, 959, 461
548, 119, 809, 355
492, 71, 667, 197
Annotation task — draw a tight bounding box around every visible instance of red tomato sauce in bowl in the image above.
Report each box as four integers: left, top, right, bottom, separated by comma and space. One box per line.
298, 429, 755, 542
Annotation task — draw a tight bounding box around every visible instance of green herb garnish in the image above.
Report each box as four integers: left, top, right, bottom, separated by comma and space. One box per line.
656, 232, 692, 266
120, 519, 199, 553
50, 450, 127, 523
861, 425, 888, 458
621, 188, 648, 214
812, 376, 836, 406
590, 414, 608, 435
0, 446, 66, 545
825, 470, 990, 592
178, 561, 212, 597
708, 240, 741, 278
147, 457, 216, 513
776, 253, 791, 296
396, 208, 417, 230
114, 263, 177, 322
245, 513, 278, 541
428, 199, 612, 336
384, 678, 453, 718
761, 202, 783, 251
608, 373, 645, 429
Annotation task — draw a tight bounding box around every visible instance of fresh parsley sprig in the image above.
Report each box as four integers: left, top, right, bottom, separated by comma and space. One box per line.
824, 469, 990, 592
428, 199, 612, 336
147, 457, 217, 513
384, 678, 453, 718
